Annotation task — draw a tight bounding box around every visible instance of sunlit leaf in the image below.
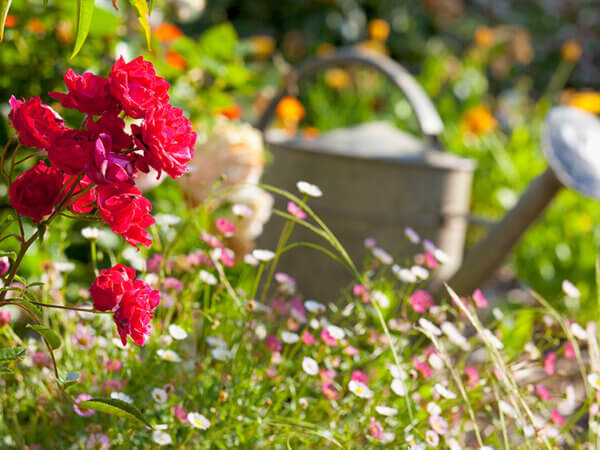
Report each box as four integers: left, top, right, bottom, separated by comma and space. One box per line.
71, 0, 95, 58
128, 0, 151, 50
78, 397, 151, 428
0, 0, 12, 42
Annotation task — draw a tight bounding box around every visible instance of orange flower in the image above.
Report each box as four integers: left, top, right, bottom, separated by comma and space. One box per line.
276, 96, 305, 122
26, 18, 45, 34
474, 26, 494, 48
358, 40, 388, 55
215, 104, 243, 120
55, 21, 73, 45
324, 68, 351, 90
166, 51, 186, 70
5, 15, 17, 27
561, 39, 582, 63
566, 91, 600, 114
461, 105, 497, 136
368, 19, 390, 42
248, 35, 275, 59
155, 23, 183, 43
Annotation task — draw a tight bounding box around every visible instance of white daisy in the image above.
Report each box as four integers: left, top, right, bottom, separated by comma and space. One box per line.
418, 318, 442, 336
391, 379, 407, 396
372, 247, 393, 265
326, 325, 345, 340
281, 331, 299, 344
410, 265, 429, 280
483, 329, 504, 349
243, 253, 259, 266
206, 336, 228, 348
296, 181, 322, 197
441, 322, 471, 351
211, 348, 232, 361
302, 357, 319, 375
426, 402, 441, 416
152, 430, 172, 446
199, 270, 218, 285
562, 280, 580, 298
404, 227, 420, 244
110, 391, 133, 404
155, 213, 181, 229
81, 227, 102, 240
168, 324, 188, 340
304, 300, 326, 314
393, 265, 417, 283
428, 353, 444, 370
157, 349, 181, 362
570, 322, 588, 340
588, 373, 600, 391
434, 383, 456, 399
375, 405, 398, 416
348, 380, 373, 398
151, 388, 168, 404
372, 291, 390, 308
425, 430, 439, 446
389, 364, 408, 380
187, 412, 210, 429
252, 249, 275, 262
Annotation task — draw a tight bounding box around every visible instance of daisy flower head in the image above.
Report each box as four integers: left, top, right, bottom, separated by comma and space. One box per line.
188, 412, 210, 429
296, 180, 322, 197
349, 379, 374, 399
302, 356, 319, 375
152, 430, 172, 446
168, 324, 188, 340
428, 415, 448, 435
252, 249, 275, 262
157, 349, 181, 362
152, 388, 168, 404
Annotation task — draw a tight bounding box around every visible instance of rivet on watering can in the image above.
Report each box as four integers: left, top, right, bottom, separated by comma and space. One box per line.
445, 106, 600, 295
257, 46, 475, 301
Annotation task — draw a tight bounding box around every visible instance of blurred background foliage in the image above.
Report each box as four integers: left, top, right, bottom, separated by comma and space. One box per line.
1, 0, 600, 314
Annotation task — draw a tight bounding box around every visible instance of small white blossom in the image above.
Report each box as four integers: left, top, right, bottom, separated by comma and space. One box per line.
304, 300, 326, 314
243, 253, 259, 266
187, 412, 210, 430
168, 324, 188, 340
492, 307, 504, 320
570, 322, 588, 340
206, 336, 228, 348
326, 325, 345, 340
199, 270, 218, 285
562, 280, 580, 298
434, 383, 456, 399
428, 353, 444, 370
152, 430, 172, 446
393, 265, 417, 283
483, 329, 504, 349
281, 331, 299, 344
211, 348, 232, 361
155, 213, 181, 229
389, 364, 408, 380
157, 349, 181, 362
411, 265, 429, 280
419, 318, 442, 336
425, 430, 439, 447
589, 373, 600, 391
433, 248, 450, 264
152, 388, 168, 404
81, 227, 102, 240
375, 405, 398, 416
110, 392, 133, 404
302, 357, 319, 375
404, 227, 420, 244
372, 291, 390, 308
372, 247, 393, 265
498, 400, 517, 419
348, 380, 373, 398
441, 322, 471, 351
391, 379, 407, 396
296, 181, 322, 197
426, 402, 441, 416
252, 249, 275, 262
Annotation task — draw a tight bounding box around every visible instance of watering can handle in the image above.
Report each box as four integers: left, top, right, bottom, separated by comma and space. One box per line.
256, 46, 444, 139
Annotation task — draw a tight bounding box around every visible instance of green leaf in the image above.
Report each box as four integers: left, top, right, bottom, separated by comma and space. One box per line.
78, 397, 151, 428
71, 0, 96, 58
0, 346, 26, 361
27, 324, 61, 350
198, 23, 238, 61
128, 0, 151, 50
148, 0, 155, 13
0, 0, 12, 41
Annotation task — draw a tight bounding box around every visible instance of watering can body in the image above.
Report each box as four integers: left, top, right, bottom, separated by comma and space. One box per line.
258, 48, 475, 301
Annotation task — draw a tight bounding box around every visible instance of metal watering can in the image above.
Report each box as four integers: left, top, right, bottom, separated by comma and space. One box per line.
257, 47, 600, 299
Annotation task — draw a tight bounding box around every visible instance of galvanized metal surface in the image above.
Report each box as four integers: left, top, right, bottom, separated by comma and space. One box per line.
257, 47, 474, 300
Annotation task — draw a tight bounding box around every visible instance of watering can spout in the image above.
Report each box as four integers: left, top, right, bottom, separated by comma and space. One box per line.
444, 169, 562, 295
443, 106, 600, 296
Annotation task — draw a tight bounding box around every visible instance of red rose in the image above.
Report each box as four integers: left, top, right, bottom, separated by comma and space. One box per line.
63, 175, 96, 214
109, 56, 170, 119
96, 182, 155, 248
86, 113, 133, 152
49, 69, 119, 115
48, 128, 92, 174
90, 264, 136, 311
8, 96, 65, 149
9, 161, 64, 222
113, 279, 160, 346
86, 134, 135, 185
133, 103, 196, 178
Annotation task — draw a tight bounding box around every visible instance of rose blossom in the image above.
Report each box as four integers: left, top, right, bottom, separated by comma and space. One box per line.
109, 56, 170, 119
90, 264, 136, 311
50, 69, 118, 115
133, 103, 196, 179
113, 279, 160, 346
96, 182, 155, 248
8, 96, 64, 149
48, 128, 93, 174
85, 113, 133, 152
86, 133, 135, 185
9, 161, 64, 222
